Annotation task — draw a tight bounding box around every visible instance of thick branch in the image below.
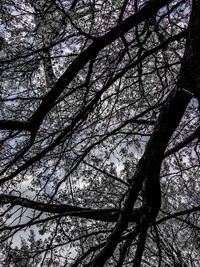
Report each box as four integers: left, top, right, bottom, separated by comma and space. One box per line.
164, 126, 200, 157
0, 120, 31, 131
132, 214, 150, 267
0, 93, 166, 184
0, 194, 143, 222
30, 0, 173, 132
0, 29, 186, 134
116, 228, 139, 267
88, 90, 191, 267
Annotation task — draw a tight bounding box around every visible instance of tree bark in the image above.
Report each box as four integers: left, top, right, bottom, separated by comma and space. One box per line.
89, 0, 200, 265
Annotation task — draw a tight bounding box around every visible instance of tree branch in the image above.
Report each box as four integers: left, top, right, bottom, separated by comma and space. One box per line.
0, 120, 31, 131
157, 205, 200, 224
164, 126, 200, 157
30, 0, 174, 133
0, 194, 144, 222
0, 29, 186, 134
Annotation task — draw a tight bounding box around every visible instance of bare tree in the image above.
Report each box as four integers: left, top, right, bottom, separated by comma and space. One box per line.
0, 0, 199, 266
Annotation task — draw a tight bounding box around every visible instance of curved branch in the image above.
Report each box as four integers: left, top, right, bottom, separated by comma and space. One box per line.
88, 69, 192, 266
0, 29, 186, 134
29, 0, 174, 132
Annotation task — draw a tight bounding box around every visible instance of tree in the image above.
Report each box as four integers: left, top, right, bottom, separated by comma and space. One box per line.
0, 0, 199, 266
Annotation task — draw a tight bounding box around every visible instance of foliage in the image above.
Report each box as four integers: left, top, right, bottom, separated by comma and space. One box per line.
0, 0, 200, 266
